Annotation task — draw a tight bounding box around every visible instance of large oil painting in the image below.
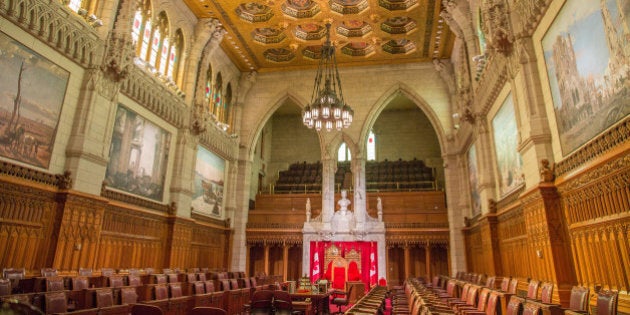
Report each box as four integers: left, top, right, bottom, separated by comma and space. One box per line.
468, 143, 481, 216
0, 31, 69, 168
191, 146, 225, 217
543, 0, 630, 155
105, 105, 171, 201
492, 93, 524, 196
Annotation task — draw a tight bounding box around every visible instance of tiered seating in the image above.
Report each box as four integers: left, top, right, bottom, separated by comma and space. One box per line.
272, 158, 437, 194
275, 161, 322, 193
0, 268, 267, 315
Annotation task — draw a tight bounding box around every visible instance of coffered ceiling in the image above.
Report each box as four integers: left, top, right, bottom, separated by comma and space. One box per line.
183, 0, 455, 72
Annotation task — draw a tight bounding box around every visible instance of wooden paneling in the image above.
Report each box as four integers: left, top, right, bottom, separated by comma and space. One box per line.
0, 165, 231, 274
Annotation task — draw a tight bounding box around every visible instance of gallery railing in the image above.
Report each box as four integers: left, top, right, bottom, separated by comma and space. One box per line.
261, 180, 438, 194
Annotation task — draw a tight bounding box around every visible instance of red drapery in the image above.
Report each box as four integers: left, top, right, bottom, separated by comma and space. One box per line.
309, 241, 378, 289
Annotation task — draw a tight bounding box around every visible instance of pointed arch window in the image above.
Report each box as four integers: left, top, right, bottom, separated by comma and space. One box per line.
338, 143, 351, 162
476, 8, 487, 53
166, 30, 183, 82
139, 19, 152, 61
367, 130, 376, 161
213, 73, 223, 117
131, 10, 143, 44
204, 65, 214, 108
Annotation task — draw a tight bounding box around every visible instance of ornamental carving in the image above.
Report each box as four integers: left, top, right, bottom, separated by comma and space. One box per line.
481, 0, 513, 55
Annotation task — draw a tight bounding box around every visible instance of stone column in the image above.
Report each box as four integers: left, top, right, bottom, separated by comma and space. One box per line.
443, 152, 467, 276
474, 118, 498, 216
352, 156, 367, 226
168, 130, 197, 217
229, 156, 253, 272
321, 157, 336, 225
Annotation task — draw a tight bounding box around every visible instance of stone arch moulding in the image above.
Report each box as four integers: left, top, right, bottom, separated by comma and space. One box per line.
243, 90, 323, 161
326, 132, 358, 163
359, 82, 448, 157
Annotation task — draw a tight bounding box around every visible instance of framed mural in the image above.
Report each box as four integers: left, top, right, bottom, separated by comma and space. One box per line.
105, 105, 171, 201
492, 92, 524, 196
191, 146, 225, 217
0, 31, 69, 168
543, 0, 630, 155
468, 143, 481, 216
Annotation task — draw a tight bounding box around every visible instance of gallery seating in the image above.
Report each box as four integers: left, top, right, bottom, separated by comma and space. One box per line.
564, 286, 589, 314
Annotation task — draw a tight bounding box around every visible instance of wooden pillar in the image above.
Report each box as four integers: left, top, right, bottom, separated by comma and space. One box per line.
282, 243, 289, 281
263, 244, 270, 276
403, 244, 411, 280
245, 244, 251, 276
425, 242, 431, 279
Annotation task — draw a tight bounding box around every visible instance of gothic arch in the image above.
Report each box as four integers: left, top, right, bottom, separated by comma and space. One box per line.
244, 91, 321, 161
359, 82, 448, 157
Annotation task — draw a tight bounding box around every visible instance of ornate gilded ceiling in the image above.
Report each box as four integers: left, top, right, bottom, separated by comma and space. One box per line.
183, 0, 455, 72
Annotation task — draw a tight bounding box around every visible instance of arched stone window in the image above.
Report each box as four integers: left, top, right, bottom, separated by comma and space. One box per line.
213, 72, 223, 117
338, 143, 351, 162
367, 130, 376, 161
204, 64, 214, 109
221, 83, 232, 129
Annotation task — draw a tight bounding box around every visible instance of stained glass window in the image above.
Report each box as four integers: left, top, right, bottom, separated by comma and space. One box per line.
367, 130, 376, 161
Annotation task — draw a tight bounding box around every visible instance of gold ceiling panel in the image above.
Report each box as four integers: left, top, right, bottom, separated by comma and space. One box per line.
183, 0, 455, 72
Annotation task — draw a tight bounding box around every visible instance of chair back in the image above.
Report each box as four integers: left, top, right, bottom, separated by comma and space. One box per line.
229, 278, 239, 289
506, 296, 523, 315
167, 273, 178, 283
154, 284, 168, 300
0, 278, 12, 296
96, 288, 114, 308
46, 276, 64, 292
190, 307, 227, 315
0, 300, 44, 315
460, 283, 471, 303
485, 276, 496, 289
187, 273, 198, 283
527, 280, 540, 300
72, 276, 89, 290
193, 281, 206, 294
523, 303, 541, 315
41, 268, 58, 277
568, 286, 589, 311
205, 280, 215, 293
219, 279, 230, 291
476, 288, 491, 311
131, 304, 163, 315
128, 275, 142, 286
170, 283, 183, 298
155, 274, 167, 284
198, 273, 207, 281
540, 282, 554, 304
465, 285, 479, 307
508, 278, 518, 294
485, 291, 500, 315
100, 268, 115, 277
273, 290, 294, 314
250, 290, 274, 314
121, 287, 138, 304
44, 291, 67, 314
596, 290, 618, 315
78, 268, 93, 277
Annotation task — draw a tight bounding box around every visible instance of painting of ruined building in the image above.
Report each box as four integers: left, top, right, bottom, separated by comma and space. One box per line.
0, 31, 69, 168
105, 105, 171, 201
543, 0, 630, 155
192, 146, 225, 217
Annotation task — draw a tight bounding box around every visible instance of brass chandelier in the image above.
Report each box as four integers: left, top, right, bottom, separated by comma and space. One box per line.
302, 23, 353, 131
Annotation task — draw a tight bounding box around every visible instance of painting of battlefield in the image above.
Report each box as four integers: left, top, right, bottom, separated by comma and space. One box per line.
543, 0, 630, 155
0, 31, 68, 168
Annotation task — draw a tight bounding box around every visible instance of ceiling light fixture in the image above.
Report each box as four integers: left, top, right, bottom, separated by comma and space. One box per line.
302, 23, 353, 132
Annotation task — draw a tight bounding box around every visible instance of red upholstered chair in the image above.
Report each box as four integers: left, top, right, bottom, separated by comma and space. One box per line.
539, 282, 556, 304
45, 291, 68, 314
330, 284, 354, 315
169, 283, 183, 298
120, 287, 138, 305
0, 300, 44, 314
95, 288, 114, 308
198, 273, 207, 282
78, 268, 93, 277
565, 286, 589, 314
3, 268, 26, 293
108, 276, 124, 288
523, 302, 542, 315
205, 280, 215, 293
506, 296, 524, 315
190, 307, 227, 315
100, 268, 115, 277
500, 277, 511, 292
166, 273, 178, 283
219, 279, 230, 291
72, 276, 89, 291
229, 278, 239, 289
131, 304, 163, 315
128, 275, 142, 286
248, 289, 274, 315
527, 280, 540, 300
458, 287, 490, 314
187, 273, 198, 283
508, 278, 518, 294
41, 268, 58, 277
154, 284, 168, 300
0, 278, 12, 296
46, 276, 65, 292
596, 290, 618, 315
154, 274, 167, 284
193, 281, 206, 295
273, 290, 301, 315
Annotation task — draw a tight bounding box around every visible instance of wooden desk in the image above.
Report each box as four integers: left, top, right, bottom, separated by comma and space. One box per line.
291, 292, 330, 315
292, 301, 313, 315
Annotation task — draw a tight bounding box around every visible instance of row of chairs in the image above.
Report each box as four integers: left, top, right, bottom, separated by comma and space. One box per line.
343, 285, 388, 314
425, 273, 619, 315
